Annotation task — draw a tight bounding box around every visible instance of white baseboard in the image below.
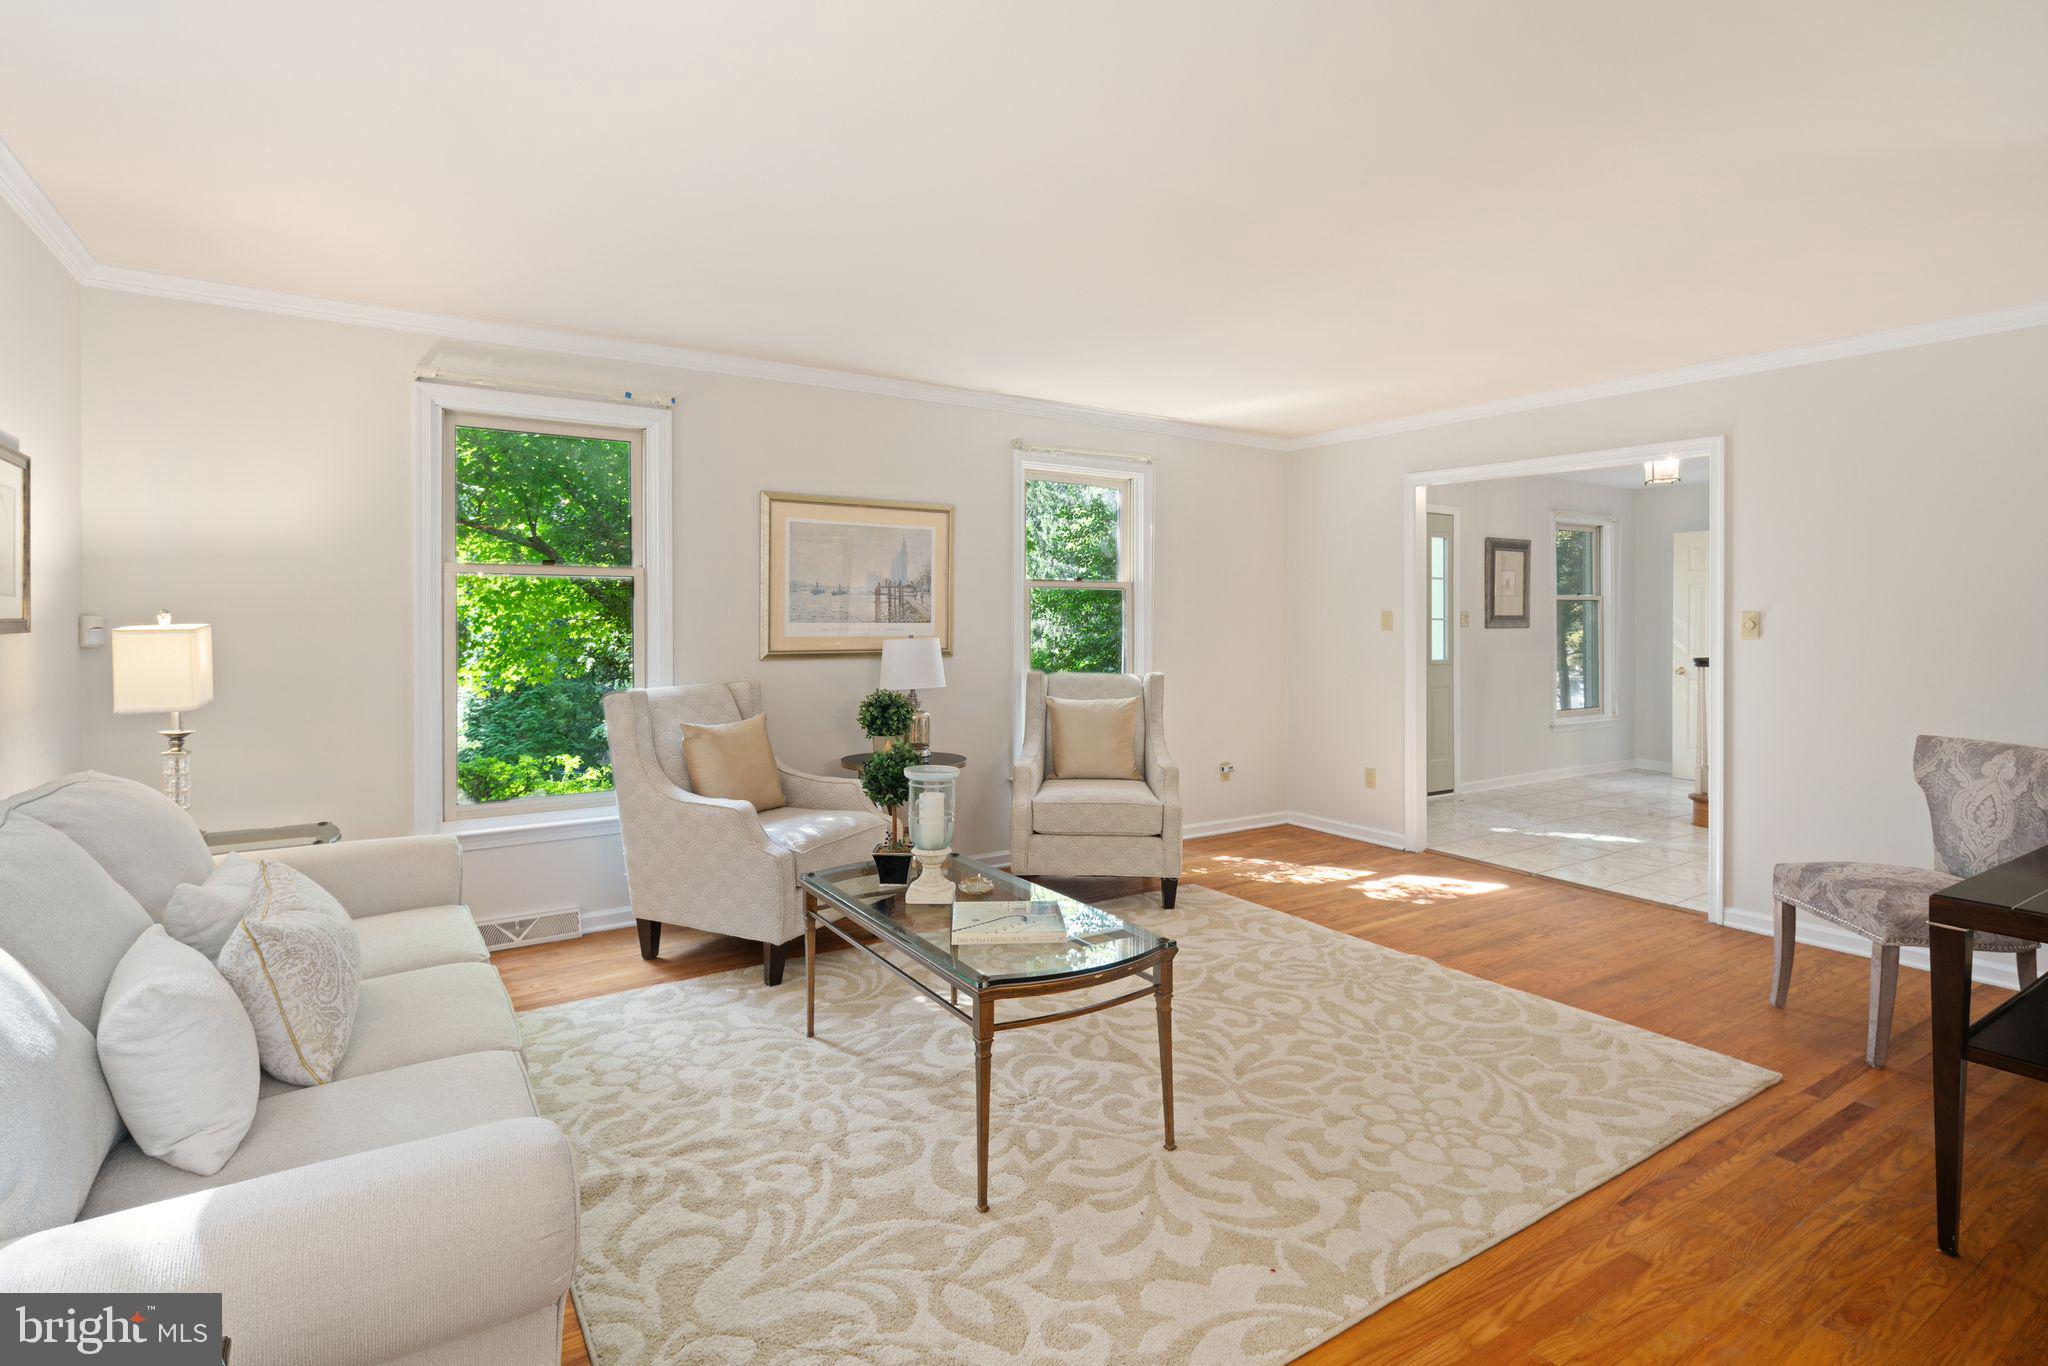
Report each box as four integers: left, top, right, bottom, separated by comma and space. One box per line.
1278, 811, 1407, 850
1721, 903, 2022, 991
1185, 811, 1292, 839
576, 904, 634, 935
1453, 759, 1640, 795
1632, 757, 1674, 774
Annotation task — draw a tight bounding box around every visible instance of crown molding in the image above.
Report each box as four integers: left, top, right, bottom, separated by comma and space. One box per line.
0, 136, 94, 279
1281, 300, 2048, 451
8, 134, 2048, 453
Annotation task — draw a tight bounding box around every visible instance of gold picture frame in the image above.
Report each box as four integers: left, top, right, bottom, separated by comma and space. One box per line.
759, 492, 954, 658
0, 438, 27, 635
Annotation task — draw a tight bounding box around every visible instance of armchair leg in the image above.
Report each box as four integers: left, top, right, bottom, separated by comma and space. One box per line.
1769, 901, 1795, 1007
1161, 878, 1179, 910
2019, 948, 2039, 989
764, 939, 789, 987
1867, 944, 1900, 1069
636, 918, 662, 960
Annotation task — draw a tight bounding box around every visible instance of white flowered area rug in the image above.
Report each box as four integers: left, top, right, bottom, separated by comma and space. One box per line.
518, 885, 1776, 1364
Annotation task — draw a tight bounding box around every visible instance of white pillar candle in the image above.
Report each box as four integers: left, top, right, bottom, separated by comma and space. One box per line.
915, 791, 946, 847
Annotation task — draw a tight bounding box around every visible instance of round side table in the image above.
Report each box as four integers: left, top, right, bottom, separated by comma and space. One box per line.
840, 750, 968, 773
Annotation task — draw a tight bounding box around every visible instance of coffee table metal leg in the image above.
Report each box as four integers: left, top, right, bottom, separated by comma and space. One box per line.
804, 898, 817, 1040
974, 993, 994, 1212
1157, 947, 1176, 1152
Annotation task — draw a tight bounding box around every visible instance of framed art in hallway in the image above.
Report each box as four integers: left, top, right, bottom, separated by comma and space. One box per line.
1484, 536, 1529, 628
760, 491, 954, 657
0, 435, 26, 634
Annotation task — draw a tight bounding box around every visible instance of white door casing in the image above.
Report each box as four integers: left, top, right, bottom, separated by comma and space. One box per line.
1426, 510, 1456, 794
1671, 530, 1709, 782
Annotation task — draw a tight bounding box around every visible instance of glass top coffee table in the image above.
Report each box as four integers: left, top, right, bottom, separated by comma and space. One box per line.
799, 853, 1178, 1212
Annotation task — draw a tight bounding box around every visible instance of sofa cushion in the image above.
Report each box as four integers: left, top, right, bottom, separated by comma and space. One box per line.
761, 807, 889, 876
0, 810, 152, 1029
0, 948, 123, 1241
335, 962, 521, 1080
5, 772, 213, 919
217, 894, 361, 1088
1047, 696, 1143, 780
357, 905, 489, 978
682, 712, 788, 812
80, 1049, 538, 1219
97, 926, 260, 1176
1032, 778, 1165, 837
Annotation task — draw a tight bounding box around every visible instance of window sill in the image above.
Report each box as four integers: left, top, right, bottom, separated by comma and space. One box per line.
436, 806, 622, 850
1550, 712, 1618, 732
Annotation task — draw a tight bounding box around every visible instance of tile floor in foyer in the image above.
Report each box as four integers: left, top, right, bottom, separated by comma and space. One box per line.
1426, 769, 1709, 911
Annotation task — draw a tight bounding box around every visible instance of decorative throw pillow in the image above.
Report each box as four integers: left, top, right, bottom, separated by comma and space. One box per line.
1047, 695, 1143, 780
0, 947, 122, 1241
165, 854, 350, 961
97, 926, 260, 1176
216, 862, 361, 1086
682, 713, 787, 812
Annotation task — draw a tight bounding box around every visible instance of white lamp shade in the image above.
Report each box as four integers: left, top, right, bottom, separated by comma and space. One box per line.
879, 636, 945, 692
112, 618, 214, 714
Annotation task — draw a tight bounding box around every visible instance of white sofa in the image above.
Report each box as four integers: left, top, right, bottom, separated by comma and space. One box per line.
0, 772, 577, 1366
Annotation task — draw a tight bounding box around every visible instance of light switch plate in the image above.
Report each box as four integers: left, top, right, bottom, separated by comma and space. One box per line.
1380, 609, 1394, 631
1740, 610, 1762, 640
1459, 610, 1470, 627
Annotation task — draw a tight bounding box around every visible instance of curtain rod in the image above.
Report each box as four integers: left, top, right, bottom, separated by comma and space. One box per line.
413, 370, 678, 410
1011, 440, 1154, 464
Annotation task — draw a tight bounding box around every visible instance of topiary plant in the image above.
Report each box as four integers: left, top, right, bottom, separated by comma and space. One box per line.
857, 687, 916, 741
861, 741, 918, 849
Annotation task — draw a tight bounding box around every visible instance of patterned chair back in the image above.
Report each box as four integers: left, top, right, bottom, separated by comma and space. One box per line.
1913, 734, 2048, 878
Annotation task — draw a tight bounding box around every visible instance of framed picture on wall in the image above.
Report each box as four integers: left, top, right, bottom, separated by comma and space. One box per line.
0, 435, 26, 634
759, 492, 954, 657
1484, 536, 1529, 628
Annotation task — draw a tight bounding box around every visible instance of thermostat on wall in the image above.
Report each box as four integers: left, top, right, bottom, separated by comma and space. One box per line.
79, 614, 107, 649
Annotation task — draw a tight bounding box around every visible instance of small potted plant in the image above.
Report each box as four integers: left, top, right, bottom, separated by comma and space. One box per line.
861, 741, 918, 886
858, 687, 916, 753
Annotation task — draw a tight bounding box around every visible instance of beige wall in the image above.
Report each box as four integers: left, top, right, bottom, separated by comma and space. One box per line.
77, 291, 1292, 921
1423, 474, 1639, 788
0, 208, 82, 791
1285, 326, 2048, 930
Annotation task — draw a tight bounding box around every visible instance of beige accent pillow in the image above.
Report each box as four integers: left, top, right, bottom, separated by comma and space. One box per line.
1047, 695, 1143, 780
216, 862, 361, 1087
682, 713, 788, 812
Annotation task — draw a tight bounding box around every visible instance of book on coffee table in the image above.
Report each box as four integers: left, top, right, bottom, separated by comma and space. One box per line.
951, 900, 1072, 945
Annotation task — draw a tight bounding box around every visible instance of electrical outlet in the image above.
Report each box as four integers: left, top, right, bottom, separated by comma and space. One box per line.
1740, 610, 1762, 640
1364, 767, 1377, 789
1218, 761, 1236, 782
1380, 609, 1394, 631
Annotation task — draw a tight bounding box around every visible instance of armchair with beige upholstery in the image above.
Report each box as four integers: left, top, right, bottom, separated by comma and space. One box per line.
603, 682, 887, 983
1010, 671, 1182, 907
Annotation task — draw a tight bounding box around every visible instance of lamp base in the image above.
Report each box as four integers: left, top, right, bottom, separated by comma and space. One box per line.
159, 728, 193, 809
905, 846, 955, 904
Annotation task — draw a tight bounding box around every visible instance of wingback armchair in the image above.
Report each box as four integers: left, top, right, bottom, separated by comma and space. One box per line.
1771, 734, 2047, 1067
603, 682, 886, 983
1010, 671, 1182, 907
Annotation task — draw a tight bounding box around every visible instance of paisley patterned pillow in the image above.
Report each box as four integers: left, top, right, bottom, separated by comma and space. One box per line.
215, 862, 361, 1086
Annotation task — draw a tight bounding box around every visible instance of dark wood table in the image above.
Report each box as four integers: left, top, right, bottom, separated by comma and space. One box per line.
839, 750, 967, 773
1930, 843, 2048, 1256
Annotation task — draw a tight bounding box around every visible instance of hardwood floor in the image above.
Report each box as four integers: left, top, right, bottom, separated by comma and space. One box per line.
495, 825, 2048, 1364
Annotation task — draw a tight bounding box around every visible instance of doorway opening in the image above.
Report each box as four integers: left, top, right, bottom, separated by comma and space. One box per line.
1402, 438, 1725, 921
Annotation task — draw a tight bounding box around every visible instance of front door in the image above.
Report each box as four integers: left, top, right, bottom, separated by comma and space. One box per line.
1670, 530, 1709, 782
1426, 511, 1456, 794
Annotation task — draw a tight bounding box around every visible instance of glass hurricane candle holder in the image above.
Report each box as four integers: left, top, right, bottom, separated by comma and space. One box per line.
904, 764, 957, 903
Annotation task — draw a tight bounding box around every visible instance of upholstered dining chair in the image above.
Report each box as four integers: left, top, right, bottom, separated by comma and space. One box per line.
603, 681, 886, 984
1771, 734, 2048, 1067
1010, 671, 1181, 907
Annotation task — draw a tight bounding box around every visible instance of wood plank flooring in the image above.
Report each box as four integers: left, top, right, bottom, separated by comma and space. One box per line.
492, 824, 2048, 1364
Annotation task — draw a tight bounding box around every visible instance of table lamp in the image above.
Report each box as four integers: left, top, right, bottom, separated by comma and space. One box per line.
879, 636, 944, 755
112, 610, 214, 808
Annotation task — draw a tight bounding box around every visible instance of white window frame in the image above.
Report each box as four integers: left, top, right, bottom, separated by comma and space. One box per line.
1012, 447, 1154, 689
1550, 509, 1619, 730
411, 382, 672, 836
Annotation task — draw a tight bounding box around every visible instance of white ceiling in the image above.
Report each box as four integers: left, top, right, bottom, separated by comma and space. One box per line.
1553, 456, 1711, 489
2, 1, 2045, 439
